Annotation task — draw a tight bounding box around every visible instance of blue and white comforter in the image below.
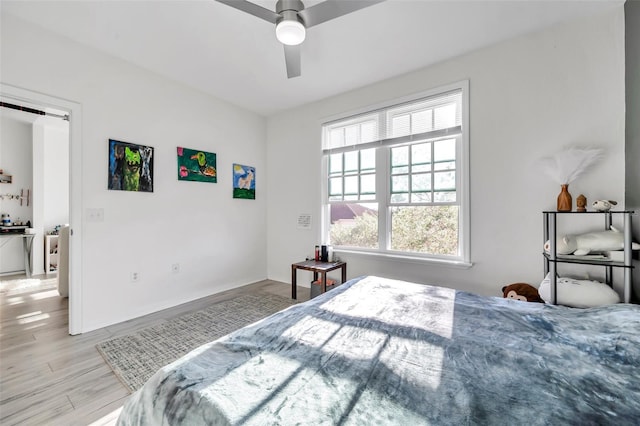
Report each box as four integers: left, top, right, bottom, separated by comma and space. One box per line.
117, 276, 640, 425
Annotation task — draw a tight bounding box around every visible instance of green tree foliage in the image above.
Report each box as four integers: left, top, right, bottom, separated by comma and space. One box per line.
330, 205, 458, 255
330, 212, 378, 249
391, 206, 458, 255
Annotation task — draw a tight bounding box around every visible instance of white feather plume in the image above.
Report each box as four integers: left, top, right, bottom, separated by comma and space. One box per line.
538, 147, 604, 184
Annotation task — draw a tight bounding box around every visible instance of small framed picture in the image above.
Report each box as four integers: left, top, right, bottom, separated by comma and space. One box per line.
177, 147, 217, 183
233, 164, 255, 199
108, 139, 154, 192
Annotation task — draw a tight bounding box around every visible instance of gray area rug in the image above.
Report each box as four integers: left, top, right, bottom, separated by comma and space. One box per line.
96, 293, 296, 392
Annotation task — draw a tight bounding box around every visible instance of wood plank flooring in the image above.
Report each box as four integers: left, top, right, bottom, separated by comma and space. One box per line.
0, 274, 310, 425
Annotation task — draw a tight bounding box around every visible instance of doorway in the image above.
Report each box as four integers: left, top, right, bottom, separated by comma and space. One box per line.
0, 83, 83, 334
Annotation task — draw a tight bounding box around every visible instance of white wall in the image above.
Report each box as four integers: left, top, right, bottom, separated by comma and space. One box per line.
42, 121, 70, 231
625, 1, 640, 300
1, 14, 268, 331
0, 117, 33, 224
266, 8, 626, 297
0, 116, 33, 274
30, 117, 70, 275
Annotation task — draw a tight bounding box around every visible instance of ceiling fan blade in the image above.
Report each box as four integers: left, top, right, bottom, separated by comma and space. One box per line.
215, 0, 279, 24
284, 44, 301, 78
299, 0, 385, 28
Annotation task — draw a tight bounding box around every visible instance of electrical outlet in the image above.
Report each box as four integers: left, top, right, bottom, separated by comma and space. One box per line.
130, 272, 139, 282
171, 263, 180, 273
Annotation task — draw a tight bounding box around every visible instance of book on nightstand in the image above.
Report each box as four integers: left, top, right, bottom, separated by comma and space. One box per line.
606, 251, 625, 262
311, 279, 336, 286
557, 254, 609, 261
310, 279, 337, 299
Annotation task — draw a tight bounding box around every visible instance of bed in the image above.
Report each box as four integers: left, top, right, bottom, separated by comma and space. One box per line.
117, 275, 640, 425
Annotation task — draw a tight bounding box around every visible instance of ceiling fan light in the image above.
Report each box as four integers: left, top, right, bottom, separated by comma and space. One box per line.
276, 18, 306, 46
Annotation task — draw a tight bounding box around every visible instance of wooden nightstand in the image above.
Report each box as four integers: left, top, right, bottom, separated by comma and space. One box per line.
291, 260, 347, 299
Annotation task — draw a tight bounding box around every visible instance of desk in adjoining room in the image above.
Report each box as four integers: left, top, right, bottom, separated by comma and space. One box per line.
0, 232, 35, 277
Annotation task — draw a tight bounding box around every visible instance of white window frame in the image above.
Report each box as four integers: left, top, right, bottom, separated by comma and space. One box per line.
321, 81, 471, 267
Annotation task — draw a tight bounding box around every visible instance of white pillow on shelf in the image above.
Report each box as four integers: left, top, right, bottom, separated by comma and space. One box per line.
538, 273, 620, 308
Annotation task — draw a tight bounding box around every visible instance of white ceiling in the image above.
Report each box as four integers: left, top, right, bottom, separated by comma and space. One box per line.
1, 0, 622, 116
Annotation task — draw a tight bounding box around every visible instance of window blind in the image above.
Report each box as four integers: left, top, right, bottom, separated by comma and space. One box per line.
322, 89, 462, 153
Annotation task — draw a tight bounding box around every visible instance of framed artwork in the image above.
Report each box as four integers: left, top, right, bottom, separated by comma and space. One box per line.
177, 147, 217, 183
108, 139, 154, 192
233, 164, 255, 200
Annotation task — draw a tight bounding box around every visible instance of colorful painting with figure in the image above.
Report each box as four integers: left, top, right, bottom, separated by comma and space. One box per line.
233, 164, 255, 200
177, 147, 217, 183
108, 139, 154, 192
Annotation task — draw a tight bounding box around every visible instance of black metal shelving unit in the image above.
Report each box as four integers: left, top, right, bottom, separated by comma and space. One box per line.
543, 210, 635, 304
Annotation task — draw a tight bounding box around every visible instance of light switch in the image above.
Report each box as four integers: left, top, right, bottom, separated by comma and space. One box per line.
86, 208, 104, 222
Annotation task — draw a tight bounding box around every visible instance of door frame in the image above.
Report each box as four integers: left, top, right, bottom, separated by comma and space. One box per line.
1, 83, 83, 334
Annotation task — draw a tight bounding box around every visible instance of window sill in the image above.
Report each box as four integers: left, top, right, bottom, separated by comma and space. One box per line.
334, 248, 473, 269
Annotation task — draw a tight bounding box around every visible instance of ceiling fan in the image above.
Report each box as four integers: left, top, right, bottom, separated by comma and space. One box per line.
215, 0, 385, 78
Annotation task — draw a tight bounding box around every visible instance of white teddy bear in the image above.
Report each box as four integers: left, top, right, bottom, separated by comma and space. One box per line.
544, 226, 640, 255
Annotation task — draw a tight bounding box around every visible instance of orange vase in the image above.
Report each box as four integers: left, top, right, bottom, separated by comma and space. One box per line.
557, 184, 572, 212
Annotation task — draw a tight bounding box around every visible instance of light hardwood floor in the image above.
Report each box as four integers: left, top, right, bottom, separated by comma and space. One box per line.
0, 274, 310, 425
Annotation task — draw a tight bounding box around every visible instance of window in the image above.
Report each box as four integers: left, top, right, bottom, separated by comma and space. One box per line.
322, 81, 469, 263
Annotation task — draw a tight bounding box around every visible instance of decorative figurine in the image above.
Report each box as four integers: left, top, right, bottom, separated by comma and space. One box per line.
576, 194, 587, 212
592, 200, 618, 212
